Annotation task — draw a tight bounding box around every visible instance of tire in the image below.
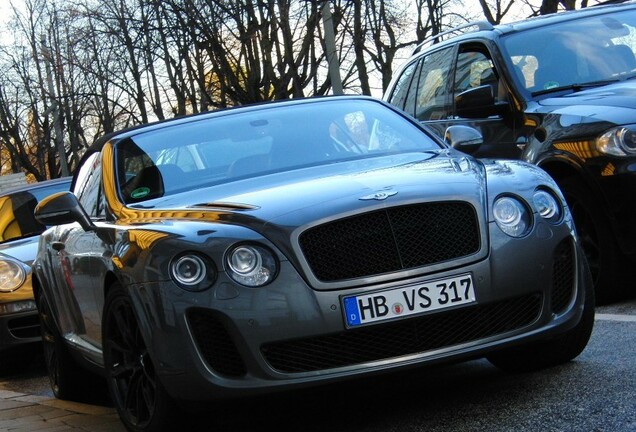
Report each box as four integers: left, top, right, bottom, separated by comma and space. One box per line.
486, 260, 595, 373
559, 177, 627, 305
37, 289, 98, 401
103, 282, 179, 432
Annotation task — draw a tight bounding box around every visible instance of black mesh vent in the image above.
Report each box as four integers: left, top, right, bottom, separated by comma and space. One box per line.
187, 309, 247, 377
261, 293, 542, 373
552, 238, 575, 314
7, 315, 41, 339
299, 202, 480, 282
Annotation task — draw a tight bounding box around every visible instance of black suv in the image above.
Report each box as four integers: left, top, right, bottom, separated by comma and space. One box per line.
384, 2, 636, 304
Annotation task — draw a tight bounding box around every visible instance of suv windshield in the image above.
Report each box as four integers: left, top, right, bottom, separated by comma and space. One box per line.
502, 8, 636, 95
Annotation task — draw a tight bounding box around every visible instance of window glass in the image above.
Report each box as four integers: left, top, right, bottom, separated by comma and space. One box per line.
454, 48, 505, 106
502, 9, 636, 93
74, 152, 104, 218
115, 99, 443, 204
387, 60, 418, 112
0, 180, 70, 243
412, 47, 453, 121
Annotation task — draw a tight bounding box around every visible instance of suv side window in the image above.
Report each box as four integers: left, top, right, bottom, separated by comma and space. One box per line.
387, 60, 419, 113
411, 47, 454, 121
454, 47, 506, 109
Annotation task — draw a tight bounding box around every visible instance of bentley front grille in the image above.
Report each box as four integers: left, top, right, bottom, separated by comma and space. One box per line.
299, 202, 480, 282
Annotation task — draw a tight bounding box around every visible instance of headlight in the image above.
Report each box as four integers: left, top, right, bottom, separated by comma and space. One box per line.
0, 258, 27, 293
597, 125, 636, 156
533, 189, 562, 223
493, 196, 531, 237
226, 244, 278, 287
169, 253, 216, 291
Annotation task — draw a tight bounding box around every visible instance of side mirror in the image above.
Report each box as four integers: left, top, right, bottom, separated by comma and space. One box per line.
455, 85, 507, 118
445, 125, 484, 154
34, 191, 95, 232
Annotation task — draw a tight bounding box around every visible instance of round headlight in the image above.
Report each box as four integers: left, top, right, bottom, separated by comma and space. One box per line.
533, 190, 561, 222
226, 244, 278, 287
493, 196, 531, 237
169, 253, 215, 291
0, 258, 27, 293
597, 126, 636, 156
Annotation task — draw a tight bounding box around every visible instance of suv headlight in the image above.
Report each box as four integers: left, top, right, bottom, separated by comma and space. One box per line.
493, 196, 531, 237
0, 258, 27, 293
597, 125, 636, 156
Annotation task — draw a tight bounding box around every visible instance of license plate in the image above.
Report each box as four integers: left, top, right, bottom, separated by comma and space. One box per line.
343, 274, 475, 327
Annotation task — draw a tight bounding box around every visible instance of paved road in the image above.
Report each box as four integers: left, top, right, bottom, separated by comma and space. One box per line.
1, 297, 635, 431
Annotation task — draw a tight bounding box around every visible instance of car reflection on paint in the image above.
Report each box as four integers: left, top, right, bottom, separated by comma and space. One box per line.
31, 96, 594, 432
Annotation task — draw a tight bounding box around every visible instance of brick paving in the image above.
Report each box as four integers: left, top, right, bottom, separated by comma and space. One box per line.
0, 390, 125, 432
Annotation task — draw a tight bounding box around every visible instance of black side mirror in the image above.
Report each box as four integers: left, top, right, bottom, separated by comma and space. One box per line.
34, 191, 95, 232
444, 125, 484, 154
455, 85, 507, 118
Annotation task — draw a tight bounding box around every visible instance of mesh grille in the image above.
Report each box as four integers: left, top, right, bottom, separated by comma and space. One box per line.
551, 238, 575, 314
7, 315, 40, 339
187, 309, 247, 377
261, 293, 542, 373
299, 202, 480, 282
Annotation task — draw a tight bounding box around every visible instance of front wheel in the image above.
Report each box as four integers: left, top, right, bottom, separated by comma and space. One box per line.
102, 283, 179, 432
559, 177, 627, 304
486, 259, 595, 373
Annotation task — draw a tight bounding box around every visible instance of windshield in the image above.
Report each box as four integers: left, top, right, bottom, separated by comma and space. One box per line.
115, 99, 441, 204
502, 8, 636, 95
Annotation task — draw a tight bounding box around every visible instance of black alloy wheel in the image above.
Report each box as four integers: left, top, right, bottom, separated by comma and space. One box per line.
103, 283, 177, 432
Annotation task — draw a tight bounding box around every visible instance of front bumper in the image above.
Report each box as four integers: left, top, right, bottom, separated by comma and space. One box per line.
128, 223, 588, 402
0, 303, 41, 353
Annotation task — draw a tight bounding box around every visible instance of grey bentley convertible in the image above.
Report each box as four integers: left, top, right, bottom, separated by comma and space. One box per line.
32, 96, 593, 432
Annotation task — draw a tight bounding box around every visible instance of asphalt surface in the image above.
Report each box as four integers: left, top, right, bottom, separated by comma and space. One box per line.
1, 297, 635, 432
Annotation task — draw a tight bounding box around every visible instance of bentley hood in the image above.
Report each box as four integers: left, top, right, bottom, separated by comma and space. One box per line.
127, 151, 488, 229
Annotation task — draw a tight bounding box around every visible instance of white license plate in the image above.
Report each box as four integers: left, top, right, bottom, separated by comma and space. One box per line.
343, 274, 475, 327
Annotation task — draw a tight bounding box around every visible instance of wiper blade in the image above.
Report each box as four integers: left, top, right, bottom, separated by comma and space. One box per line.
532, 79, 619, 96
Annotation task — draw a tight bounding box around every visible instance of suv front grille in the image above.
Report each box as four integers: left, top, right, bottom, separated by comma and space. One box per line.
299, 202, 480, 282
261, 293, 542, 373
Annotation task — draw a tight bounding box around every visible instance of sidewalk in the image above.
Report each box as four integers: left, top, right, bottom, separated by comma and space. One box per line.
0, 389, 124, 432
